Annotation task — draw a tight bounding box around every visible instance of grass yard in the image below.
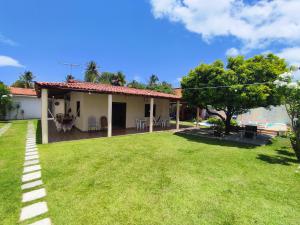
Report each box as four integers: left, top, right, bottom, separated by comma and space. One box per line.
37, 130, 300, 225
0, 121, 9, 129
0, 120, 27, 224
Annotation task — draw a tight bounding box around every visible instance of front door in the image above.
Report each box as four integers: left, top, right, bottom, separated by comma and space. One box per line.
112, 102, 126, 129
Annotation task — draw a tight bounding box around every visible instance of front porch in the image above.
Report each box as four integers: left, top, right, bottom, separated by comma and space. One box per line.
47, 120, 188, 143
35, 81, 182, 144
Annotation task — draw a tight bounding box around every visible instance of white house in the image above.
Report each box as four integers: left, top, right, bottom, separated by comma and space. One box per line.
35, 80, 181, 144
7, 87, 41, 120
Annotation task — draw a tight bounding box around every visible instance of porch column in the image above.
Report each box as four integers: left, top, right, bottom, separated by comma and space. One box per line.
149, 98, 154, 132
176, 100, 180, 130
196, 107, 200, 128
41, 89, 48, 144
107, 94, 112, 137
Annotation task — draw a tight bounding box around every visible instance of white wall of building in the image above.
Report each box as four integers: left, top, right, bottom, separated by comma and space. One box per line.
237, 105, 290, 125
7, 96, 41, 120
68, 91, 170, 131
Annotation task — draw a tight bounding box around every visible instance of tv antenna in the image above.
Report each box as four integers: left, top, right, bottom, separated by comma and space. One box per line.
60, 62, 81, 75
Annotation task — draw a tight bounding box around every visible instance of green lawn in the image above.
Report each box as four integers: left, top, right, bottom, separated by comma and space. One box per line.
37, 130, 300, 225
0, 121, 9, 129
0, 120, 27, 224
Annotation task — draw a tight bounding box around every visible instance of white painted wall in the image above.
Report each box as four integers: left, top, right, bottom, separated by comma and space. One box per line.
7, 96, 41, 120
237, 105, 290, 125
52, 99, 65, 116
69, 91, 170, 131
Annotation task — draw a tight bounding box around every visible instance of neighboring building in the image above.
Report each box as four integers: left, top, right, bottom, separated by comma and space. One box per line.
35, 80, 181, 143
171, 88, 206, 120
7, 87, 41, 120
237, 106, 290, 125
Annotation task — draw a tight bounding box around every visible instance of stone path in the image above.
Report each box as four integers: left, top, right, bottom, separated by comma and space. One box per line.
19, 122, 52, 225
0, 123, 11, 136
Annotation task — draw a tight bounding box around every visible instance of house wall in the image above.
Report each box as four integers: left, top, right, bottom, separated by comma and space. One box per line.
7, 96, 41, 120
237, 105, 290, 125
52, 99, 65, 115
70, 92, 85, 130
69, 91, 170, 131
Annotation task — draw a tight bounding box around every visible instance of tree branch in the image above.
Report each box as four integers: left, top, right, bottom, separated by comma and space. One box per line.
205, 107, 225, 121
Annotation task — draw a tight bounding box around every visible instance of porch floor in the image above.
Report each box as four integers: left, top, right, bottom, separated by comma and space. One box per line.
48, 120, 190, 143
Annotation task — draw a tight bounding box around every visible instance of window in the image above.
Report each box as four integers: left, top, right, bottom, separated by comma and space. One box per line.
144, 104, 156, 117
76, 101, 80, 117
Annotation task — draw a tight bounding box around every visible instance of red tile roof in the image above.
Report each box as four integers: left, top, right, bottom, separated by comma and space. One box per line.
35, 81, 181, 100
173, 88, 182, 98
9, 87, 37, 96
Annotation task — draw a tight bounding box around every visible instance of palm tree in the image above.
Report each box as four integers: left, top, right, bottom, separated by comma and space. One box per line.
84, 61, 100, 83
148, 74, 159, 87
65, 74, 75, 82
112, 71, 126, 86
20, 71, 35, 88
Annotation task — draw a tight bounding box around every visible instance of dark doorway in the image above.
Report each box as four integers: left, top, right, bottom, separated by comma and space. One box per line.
112, 102, 126, 129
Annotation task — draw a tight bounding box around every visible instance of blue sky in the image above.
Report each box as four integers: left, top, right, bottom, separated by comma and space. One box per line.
1, 0, 300, 87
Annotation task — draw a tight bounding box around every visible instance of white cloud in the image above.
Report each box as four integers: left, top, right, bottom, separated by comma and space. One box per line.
277, 47, 300, 66
0, 34, 17, 46
0, 55, 24, 67
226, 48, 240, 57
150, 0, 300, 51
176, 77, 182, 82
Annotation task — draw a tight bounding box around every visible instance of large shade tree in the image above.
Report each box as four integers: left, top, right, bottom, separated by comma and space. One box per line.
275, 70, 300, 161
181, 54, 288, 134
0, 82, 12, 119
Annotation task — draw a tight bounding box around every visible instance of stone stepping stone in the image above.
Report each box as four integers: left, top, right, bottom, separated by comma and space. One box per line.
19, 201, 48, 221
24, 159, 39, 166
26, 145, 36, 148
24, 165, 41, 173
26, 148, 38, 152
21, 180, 43, 190
29, 218, 52, 225
22, 188, 46, 203
25, 155, 39, 161
22, 171, 41, 183
25, 151, 38, 156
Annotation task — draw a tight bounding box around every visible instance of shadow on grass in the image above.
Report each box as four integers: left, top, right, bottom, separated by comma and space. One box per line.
174, 132, 256, 149
257, 153, 298, 166
36, 120, 42, 144
276, 149, 295, 157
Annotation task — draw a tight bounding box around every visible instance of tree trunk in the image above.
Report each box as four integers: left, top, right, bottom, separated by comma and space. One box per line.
224, 115, 232, 135
290, 137, 300, 162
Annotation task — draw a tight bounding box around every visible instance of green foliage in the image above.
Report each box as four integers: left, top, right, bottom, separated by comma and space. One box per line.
127, 80, 146, 89
98, 72, 115, 84
12, 71, 35, 88
181, 54, 288, 133
148, 74, 159, 87
0, 83, 12, 118
127, 75, 173, 94
65, 74, 75, 82
98, 71, 126, 86
275, 71, 300, 160
84, 61, 100, 82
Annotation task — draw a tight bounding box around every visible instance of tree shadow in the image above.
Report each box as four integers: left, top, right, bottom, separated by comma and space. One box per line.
276, 149, 295, 157
174, 132, 256, 149
256, 154, 298, 166
36, 120, 42, 144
